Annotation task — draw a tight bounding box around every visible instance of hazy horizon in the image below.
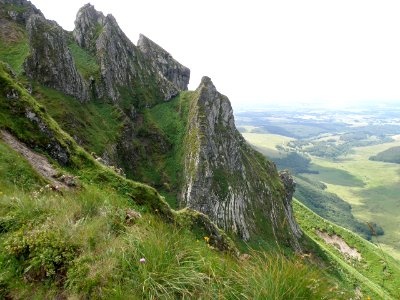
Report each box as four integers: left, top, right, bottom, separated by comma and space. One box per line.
33, 0, 400, 108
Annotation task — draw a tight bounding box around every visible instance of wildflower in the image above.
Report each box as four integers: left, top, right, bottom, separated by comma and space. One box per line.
204, 236, 210, 243
139, 258, 146, 263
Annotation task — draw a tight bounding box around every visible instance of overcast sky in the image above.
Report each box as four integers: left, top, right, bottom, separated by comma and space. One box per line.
33, 0, 400, 108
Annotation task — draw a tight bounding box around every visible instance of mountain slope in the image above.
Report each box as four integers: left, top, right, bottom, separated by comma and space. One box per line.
0, 0, 303, 250
0, 60, 343, 299
0, 0, 399, 298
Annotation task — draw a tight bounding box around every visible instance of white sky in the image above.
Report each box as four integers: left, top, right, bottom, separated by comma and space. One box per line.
32, 0, 400, 108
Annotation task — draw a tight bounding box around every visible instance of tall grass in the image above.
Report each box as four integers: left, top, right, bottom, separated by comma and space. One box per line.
0, 183, 344, 299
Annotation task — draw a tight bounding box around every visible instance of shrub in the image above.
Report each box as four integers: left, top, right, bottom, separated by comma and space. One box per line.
4, 222, 79, 281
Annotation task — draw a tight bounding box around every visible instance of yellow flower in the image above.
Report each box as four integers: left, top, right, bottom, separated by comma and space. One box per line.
204, 236, 210, 243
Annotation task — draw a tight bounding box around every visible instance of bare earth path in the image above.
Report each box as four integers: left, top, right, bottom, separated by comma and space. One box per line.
0, 130, 68, 188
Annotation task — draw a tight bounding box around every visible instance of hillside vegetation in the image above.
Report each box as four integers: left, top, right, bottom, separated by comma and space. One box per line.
295, 200, 400, 299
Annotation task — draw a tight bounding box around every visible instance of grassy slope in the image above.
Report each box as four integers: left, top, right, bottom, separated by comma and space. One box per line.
0, 13, 393, 297
294, 200, 400, 299
32, 84, 122, 156
240, 132, 375, 238
68, 41, 100, 81
0, 20, 29, 75
294, 176, 375, 240
143, 92, 192, 208
0, 63, 343, 299
0, 140, 46, 192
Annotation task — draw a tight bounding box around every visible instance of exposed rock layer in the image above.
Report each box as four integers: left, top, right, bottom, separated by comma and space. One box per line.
181, 77, 302, 249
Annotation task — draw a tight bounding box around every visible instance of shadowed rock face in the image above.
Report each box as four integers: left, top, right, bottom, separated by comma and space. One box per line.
181, 77, 302, 250
24, 14, 89, 102
138, 34, 190, 91
279, 170, 302, 242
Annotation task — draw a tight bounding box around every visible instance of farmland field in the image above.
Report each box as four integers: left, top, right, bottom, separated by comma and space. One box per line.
236, 105, 400, 259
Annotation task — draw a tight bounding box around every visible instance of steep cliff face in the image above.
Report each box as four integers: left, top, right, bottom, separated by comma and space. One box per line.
181, 77, 302, 249
73, 4, 187, 104
138, 34, 190, 91
24, 14, 89, 102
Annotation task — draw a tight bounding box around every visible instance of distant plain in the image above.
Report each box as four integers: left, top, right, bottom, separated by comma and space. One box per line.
238, 107, 400, 259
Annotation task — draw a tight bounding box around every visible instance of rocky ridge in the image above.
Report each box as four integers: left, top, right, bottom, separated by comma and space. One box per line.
181, 77, 302, 249
72, 4, 185, 103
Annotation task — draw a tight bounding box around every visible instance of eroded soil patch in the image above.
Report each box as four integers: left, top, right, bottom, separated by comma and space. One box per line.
317, 230, 362, 260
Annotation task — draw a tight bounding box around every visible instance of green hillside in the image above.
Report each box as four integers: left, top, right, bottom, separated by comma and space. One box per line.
294, 200, 400, 299
370, 146, 400, 164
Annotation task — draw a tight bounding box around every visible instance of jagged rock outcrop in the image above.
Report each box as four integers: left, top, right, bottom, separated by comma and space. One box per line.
73, 3, 105, 52
73, 4, 185, 103
24, 14, 89, 102
181, 76, 302, 249
138, 34, 190, 91
0, 0, 43, 24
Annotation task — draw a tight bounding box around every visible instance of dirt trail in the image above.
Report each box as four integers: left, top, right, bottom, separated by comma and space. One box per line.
0, 130, 68, 188
317, 230, 362, 260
